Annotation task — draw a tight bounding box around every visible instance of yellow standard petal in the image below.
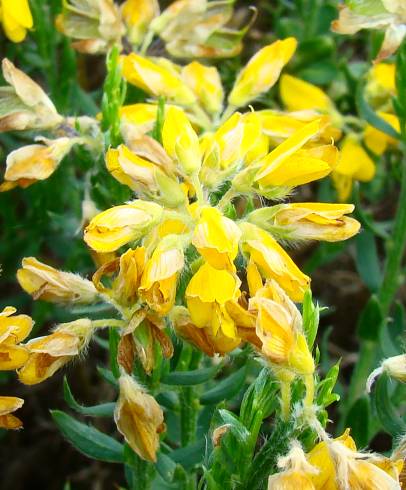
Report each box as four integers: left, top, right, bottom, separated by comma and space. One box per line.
280, 74, 333, 112
1, 0, 33, 42
192, 207, 242, 271
84, 200, 163, 253
0, 396, 24, 430
228, 38, 297, 107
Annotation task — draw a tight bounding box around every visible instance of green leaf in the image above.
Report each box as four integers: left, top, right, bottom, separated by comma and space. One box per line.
345, 397, 370, 447
51, 410, 124, 463
63, 377, 115, 417
109, 327, 121, 379
357, 295, 383, 341
97, 366, 119, 387
302, 289, 319, 349
371, 373, 406, 436
161, 365, 221, 386
355, 231, 382, 292
317, 362, 340, 408
170, 438, 206, 469
356, 81, 400, 140
200, 366, 247, 405
156, 452, 177, 483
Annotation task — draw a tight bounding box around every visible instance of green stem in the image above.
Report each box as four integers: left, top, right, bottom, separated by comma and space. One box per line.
140, 29, 154, 55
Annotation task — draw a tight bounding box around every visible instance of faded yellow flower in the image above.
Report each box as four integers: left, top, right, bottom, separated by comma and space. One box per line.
84, 200, 163, 253
0, 0, 33, 42
0, 396, 24, 429
0, 306, 33, 370
240, 222, 310, 302
228, 38, 297, 107
17, 257, 98, 304
114, 374, 165, 462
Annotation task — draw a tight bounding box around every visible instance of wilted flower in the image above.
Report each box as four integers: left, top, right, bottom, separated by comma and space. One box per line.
84, 200, 163, 253
114, 374, 165, 462
247, 203, 360, 242
17, 257, 98, 304
240, 222, 310, 302
0, 137, 78, 191
18, 319, 93, 385
367, 354, 406, 392
0, 306, 33, 370
56, 0, 124, 54
0, 0, 32, 42
332, 0, 406, 61
0, 59, 62, 131
0, 396, 24, 429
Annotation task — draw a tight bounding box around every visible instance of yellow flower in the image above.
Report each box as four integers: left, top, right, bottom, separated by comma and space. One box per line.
0, 138, 77, 191
121, 0, 159, 45
280, 74, 333, 113
268, 442, 318, 490
366, 63, 397, 103
248, 203, 360, 242
333, 135, 376, 201
18, 319, 93, 385
364, 112, 400, 156
0, 306, 33, 370
228, 38, 297, 107
0, 396, 24, 429
0, 59, 62, 132
17, 257, 98, 304
139, 239, 185, 315
332, 1, 406, 61
106, 144, 186, 207
56, 0, 124, 54
192, 207, 241, 271
0, 0, 33, 42
250, 281, 314, 375
121, 53, 196, 106
84, 200, 163, 253
114, 374, 165, 462
200, 111, 262, 188
162, 106, 202, 176
186, 262, 241, 339
181, 62, 224, 116
240, 222, 310, 302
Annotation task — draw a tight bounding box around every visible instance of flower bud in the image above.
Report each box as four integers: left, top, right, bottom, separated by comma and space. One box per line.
121, 0, 159, 46
121, 53, 196, 106
18, 319, 93, 385
162, 106, 202, 176
0, 59, 62, 131
0, 396, 24, 430
0, 137, 76, 191
247, 203, 360, 242
228, 38, 297, 107
17, 257, 98, 304
114, 374, 165, 462
84, 200, 163, 253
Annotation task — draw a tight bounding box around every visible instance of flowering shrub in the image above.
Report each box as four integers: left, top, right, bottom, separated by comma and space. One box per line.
1, 0, 406, 489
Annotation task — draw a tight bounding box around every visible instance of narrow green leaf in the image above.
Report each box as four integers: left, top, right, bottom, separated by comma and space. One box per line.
63, 377, 115, 417
51, 410, 124, 463
109, 327, 121, 379
345, 397, 371, 447
97, 366, 119, 387
200, 366, 247, 405
170, 438, 206, 469
357, 295, 383, 341
156, 452, 177, 483
355, 231, 382, 292
162, 365, 221, 386
302, 289, 319, 349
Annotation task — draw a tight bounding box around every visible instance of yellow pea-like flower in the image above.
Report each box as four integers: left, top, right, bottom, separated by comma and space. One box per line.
228, 38, 297, 107
84, 200, 163, 253
0, 306, 33, 371
0, 0, 33, 43
0, 138, 76, 192
114, 374, 165, 462
18, 319, 93, 385
120, 103, 159, 141
0, 59, 62, 131
279, 74, 334, 113
249, 202, 360, 242
139, 241, 185, 315
0, 396, 24, 430
17, 257, 98, 304
186, 262, 241, 339
364, 112, 400, 156
333, 135, 376, 201
366, 62, 397, 102
121, 53, 196, 105
192, 207, 241, 271
106, 144, 186, 207
181, 61, 224, 116
121, 0, 159, 45
254, 118, 337, 189
162, 106, 202, 176
240, 222, 310, 302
